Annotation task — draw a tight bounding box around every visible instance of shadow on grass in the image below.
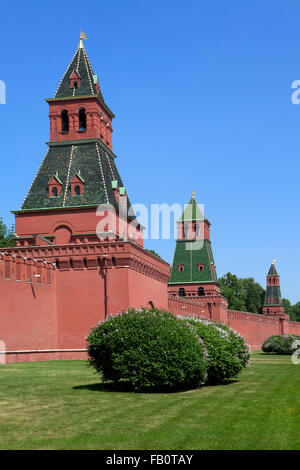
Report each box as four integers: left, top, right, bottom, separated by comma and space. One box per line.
73, 378, 239, 394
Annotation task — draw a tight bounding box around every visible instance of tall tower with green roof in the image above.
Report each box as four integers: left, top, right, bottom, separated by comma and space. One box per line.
13, 34, 143, 247
168, 194, 220, 298
262, 261, 286, 317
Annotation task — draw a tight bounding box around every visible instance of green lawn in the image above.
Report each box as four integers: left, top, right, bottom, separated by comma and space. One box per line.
0, 352, 299, 450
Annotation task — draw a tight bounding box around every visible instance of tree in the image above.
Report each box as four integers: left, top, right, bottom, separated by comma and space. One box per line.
145, 248, 162, 259
282, 298, 292, 317
290, 302, 300, 322
0, 218, 15, 248
218, 273, 247, 311
218, 272, 265, 314
242, 277, 265, 314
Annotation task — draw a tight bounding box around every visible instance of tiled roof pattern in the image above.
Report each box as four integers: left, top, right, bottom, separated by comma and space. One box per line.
54, 45, 105, 101
179, 197, 205, 222
20, 142, 134, 216
264, 285, 282, 305
169, 239, 217, 283
268, 263, 278, 276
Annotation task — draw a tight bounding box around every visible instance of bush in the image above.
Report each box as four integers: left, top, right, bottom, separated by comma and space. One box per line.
87, 308, 208, 392
216, 322, 250, 368
262, 334, 300, 355
181, 317, 249, 383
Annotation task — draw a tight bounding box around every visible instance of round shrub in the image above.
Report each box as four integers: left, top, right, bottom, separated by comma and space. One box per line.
215, 322, 250, 368
181, 317, 249, 383
87, 308, 208, 392
262, 334, 300, 355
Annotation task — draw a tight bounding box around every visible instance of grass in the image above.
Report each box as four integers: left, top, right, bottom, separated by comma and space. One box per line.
0, 351, 299, 450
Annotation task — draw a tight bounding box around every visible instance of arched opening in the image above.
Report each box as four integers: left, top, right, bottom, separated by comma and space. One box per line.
61, 110, 69, 132
198, 287, 205, 296
83, 258, 87, 269
179, 287, 186, 297
69, 259, 73, 269
55, 260, 59, 270
112, 257, 116, 267
74, 185, 81, 196
183, 224, 189, 239
148, 301, 154, 309
74, 81, 78, 88
79, 108, 86, 131
52, 187, 58, 197
179, 264, 184, 272
194, 223, 200, 237
97, 257, 101, 268
198, 263, 204, 272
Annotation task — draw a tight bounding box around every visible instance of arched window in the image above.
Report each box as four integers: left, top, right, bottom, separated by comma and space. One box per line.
198, 287, 205, 296
273, 277, 276, 284
194, 223, 200, 237
79, 108, 86, 131
83, 258, 87, 268
183, 224, 189, 239
69, 259, 73, 269
52, 187, 58, 197
198, 263, 204, 272
74, 185, 81, 196
112, 257, 116, 267
179, 287, 186, 297
61, 110, 69, 132
55, 260, 60, 270
178, 264, 184, 272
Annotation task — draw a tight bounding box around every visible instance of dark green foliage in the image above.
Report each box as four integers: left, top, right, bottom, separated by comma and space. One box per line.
216, 323, 250, 367
0, 218, 15, 248
218, 272, 265, 314
182, 317, 249, 383
262, 334, 300, 355
290, 302, 300, 322
87, 308, 207, 392
145, 249, 162, 259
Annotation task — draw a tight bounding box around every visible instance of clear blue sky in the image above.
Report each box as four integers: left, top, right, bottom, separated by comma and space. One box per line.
1, 0, 300, 303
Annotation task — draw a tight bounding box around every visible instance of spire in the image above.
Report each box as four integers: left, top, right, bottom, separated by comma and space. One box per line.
53, 35, 108, 106
263, 261, 285, 317
268, 260, 278, 276
178, 195, 207, 222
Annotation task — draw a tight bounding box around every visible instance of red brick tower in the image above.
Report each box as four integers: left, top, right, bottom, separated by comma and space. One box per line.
13, 33, 142, 247
168, 194, 228, 322
262, 261, 286, 317
3, 35, 170, 356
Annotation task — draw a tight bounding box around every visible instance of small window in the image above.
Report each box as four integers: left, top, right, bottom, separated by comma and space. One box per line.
79, 108, 86, 131
198, 263, 204, 272
74, 81, 78, 88
179, 288, 186, 297
52, 187, 58, 197
198, 287, 205, 296
61, 110, 69, 132
83, 258, 87, 268
183, 224, 189, 239
178, 264, 184, 272
69, 259, 73, 269
75, 185, 81, 196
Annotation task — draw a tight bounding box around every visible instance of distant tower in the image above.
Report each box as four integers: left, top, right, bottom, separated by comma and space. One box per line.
262, 261, 285, 317
168, 194, 220, 298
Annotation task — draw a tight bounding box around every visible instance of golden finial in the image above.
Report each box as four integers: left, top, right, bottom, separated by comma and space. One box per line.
272, 259, 276, 264
79, 31, 87, 49
192, 191, 196, 198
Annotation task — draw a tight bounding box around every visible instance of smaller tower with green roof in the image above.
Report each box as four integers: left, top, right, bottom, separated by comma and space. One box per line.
262, 261, 286, 317
168, 194, 220, 298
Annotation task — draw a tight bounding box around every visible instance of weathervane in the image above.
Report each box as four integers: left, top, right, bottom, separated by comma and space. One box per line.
272, 259, 276, 264
192, 191, 196, 198
79, 30, 87, 49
